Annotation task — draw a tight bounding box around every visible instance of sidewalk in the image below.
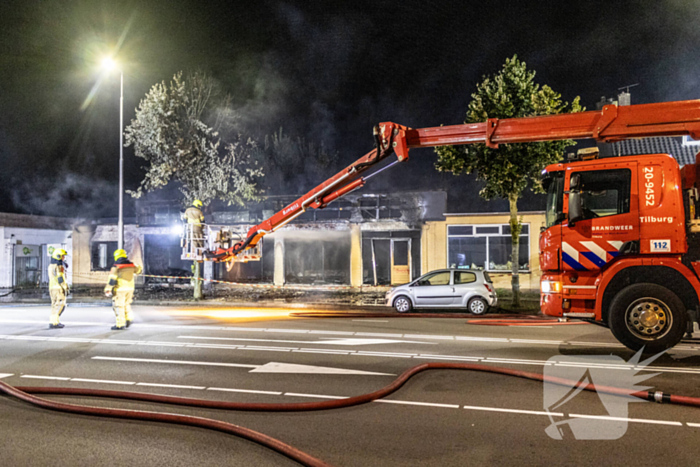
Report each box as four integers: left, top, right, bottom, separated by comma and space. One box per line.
0, 285, 541, 315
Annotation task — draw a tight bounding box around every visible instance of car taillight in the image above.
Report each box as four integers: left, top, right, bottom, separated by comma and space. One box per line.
484, 284, 493, 293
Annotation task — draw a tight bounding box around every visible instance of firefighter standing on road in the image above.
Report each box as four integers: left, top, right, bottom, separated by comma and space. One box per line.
184, 199, 205, 250
104, 249, 141, 330
48, 248, 69, 329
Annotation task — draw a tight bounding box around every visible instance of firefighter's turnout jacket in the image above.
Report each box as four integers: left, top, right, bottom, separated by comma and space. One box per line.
48, 257, 68, 325
105, 257, 142, 328
184, 205, 205, 248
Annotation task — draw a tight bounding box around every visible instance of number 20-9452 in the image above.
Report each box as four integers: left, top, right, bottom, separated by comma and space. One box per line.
644, 167, 655, 206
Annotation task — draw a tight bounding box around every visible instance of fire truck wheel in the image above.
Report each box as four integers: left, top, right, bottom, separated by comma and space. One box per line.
468, 297, 489, 315
393, 296, 413, 313
608, 283, 687, 353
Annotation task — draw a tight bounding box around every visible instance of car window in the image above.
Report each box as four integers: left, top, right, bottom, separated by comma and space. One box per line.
419, 271, 451, 286
454, 271, 476, 284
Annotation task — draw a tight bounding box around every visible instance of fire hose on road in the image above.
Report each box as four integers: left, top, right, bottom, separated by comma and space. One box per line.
2, 362, 700, 466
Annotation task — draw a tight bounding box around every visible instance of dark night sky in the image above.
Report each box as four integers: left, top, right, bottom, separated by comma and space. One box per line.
1, 0, 699, 217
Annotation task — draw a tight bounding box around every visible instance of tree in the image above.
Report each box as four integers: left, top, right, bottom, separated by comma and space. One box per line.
124, 71, 263, 299
434, 55, 582, 307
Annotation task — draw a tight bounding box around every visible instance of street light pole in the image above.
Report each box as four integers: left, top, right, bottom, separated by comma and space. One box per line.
118, 70, 124, 250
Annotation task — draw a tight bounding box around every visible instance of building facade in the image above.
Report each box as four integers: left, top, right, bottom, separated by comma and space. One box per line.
0, 213, 74, 289
422, 211, 545, 291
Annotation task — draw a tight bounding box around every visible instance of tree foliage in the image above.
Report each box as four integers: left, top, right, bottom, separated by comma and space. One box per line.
124, 71, 262, 206
434, 55, 582, 306
435, 55, 582, 201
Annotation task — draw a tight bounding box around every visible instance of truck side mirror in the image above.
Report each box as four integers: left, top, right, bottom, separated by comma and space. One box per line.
568, 174, 583, 226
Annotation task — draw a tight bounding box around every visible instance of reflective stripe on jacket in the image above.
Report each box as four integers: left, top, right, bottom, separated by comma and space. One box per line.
48, 258, 67, 291
104, 258, 142, 293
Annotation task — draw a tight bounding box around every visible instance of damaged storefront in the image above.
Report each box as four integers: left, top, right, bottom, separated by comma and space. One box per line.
72, 191, 446, 288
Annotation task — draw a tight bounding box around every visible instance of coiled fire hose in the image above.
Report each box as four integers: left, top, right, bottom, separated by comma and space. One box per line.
2, 362, 698, 466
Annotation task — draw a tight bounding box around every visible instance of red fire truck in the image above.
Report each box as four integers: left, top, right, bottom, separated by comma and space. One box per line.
203, 99, 700, 352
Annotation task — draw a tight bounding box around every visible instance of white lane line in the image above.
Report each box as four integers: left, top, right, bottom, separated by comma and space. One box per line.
293, 349, 351, 355
178, 335, 434, 346
308, 331, 355, 336
70, 378, 135, 385
237, 346, 294, 352
463, 405, 562, 416
355, 332, 404, 338
355, 353, 413, 358
404, 334, 454, 340
6, 370, 693, 428
5, 322, 700, 354
6, 336, 700, 374
352, 320, 390, 323
136, 382, 206, 390
283, 392, 349, 400
207, 387, 283, 396
91, 356, 259, 369
264, 329, 309, 334
509, 339, 562, 345
569, 414, 683, 426
414, 355, 481, 362
454, 336, 509, 343
21, 375, 71, 381
5, 333, 700, 375
374, 400, 460, 409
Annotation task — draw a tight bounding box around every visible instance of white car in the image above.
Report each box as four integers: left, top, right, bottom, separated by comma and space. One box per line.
385, 269, 497, 314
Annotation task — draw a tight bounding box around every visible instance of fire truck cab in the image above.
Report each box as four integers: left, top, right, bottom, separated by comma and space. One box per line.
540, 151, 700, 352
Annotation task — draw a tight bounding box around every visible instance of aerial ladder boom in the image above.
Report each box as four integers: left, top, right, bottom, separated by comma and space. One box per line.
216, 99, 700, 261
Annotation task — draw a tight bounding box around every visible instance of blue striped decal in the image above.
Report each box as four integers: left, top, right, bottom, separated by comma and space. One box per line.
562, 252, 588, 271
581, 251, 607, 268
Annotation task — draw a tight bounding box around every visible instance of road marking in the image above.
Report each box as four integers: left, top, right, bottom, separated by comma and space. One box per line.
404, 334, 454, 340
21, 375, 71, 381
70, 378, 136, 385
293, 349, 351, 355
569, 414, 683, 426
5, 321, 700, 353
375, 400, 460, 409
462, 405, 560, 416
177, 335, 435, 346
284, 392, 349, 400
5, 370, 694, 428
251, 362, 394, 376
207, 387, 282, 396
5, 333, 700, 374
355, 332, 404, 338
136, 382, 206, 390
92, 356, 394, 375
92, 356, 259, 369
352, 320, 390, 323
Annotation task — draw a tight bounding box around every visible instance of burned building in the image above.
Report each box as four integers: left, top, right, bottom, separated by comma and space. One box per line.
72, 191, 446, 287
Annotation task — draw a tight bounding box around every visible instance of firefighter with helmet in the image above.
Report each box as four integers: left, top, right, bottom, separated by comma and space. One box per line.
104, 249, 141, 330
48, 248, 69, 329
184, 199, 205, 249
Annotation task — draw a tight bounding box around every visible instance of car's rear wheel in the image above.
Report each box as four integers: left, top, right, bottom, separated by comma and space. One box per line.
468, 297, 488, 315
393, 295, 413, 313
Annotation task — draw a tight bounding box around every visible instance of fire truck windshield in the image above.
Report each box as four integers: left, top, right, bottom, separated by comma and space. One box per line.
544, 171, 564, 228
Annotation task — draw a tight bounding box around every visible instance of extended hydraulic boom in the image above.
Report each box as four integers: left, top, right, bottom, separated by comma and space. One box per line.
214, 99, 700, 261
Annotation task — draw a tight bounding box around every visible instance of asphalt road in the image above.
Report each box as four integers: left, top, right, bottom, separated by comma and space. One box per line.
2, 304, 700, 466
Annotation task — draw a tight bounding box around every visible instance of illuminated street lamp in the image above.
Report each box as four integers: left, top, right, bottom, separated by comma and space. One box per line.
102, 57, 124, 250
